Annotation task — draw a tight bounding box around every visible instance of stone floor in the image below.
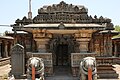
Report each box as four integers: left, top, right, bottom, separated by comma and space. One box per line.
46, 66, 79, 80
0, 64, 120, 80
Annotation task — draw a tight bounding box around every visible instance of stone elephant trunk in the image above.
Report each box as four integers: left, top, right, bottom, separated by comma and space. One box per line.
27, 57, 44, 80
79, 57, 97, 80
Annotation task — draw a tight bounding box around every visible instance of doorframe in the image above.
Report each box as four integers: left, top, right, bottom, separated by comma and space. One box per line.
56, 44, 69, 66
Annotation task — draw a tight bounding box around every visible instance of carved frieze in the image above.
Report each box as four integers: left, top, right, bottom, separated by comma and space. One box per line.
32, 29, 52, 39
74, 31, 93, 38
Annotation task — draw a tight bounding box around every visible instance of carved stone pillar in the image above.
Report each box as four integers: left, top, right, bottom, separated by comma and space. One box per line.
74, 30, 94, 53
4, 42, 8, 57
34, 39, 49, 53
76, 38, 90, 53
9, 42, 13, 56
104, 36, 112, 56
114, 41, 117, 57
94, 38, 101, 56
0, 41, 2, 58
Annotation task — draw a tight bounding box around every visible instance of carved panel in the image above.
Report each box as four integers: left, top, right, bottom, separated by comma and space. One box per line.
29, 53, 53, 67
26, 53, 53, 76
71, 53, 96, 67
71, 53, 96, 76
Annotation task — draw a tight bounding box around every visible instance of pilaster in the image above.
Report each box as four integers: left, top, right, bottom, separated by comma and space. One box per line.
114, 41, 117, 57
0, 41, 2, 58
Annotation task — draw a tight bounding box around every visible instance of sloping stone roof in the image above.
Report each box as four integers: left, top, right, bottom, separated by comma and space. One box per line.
12, 1, 114, 30
0, 36, 14, 40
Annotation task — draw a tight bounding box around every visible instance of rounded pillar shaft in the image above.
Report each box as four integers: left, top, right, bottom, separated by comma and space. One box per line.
0, 41, 2, 58
4, 42, 8, 57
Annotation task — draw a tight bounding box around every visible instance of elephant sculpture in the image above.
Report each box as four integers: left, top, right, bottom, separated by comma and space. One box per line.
27, 57, 44, 80
79, 57, 97, 80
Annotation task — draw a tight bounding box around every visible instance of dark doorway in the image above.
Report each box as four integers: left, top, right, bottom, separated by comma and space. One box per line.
56, 44, 69, 66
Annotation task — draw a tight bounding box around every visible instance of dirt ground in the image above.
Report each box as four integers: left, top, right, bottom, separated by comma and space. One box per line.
0, 64, 120, 80
0, 64, 11, 80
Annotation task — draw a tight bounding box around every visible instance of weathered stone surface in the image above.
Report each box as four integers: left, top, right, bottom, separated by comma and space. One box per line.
96, 57, 119, 79
11, 44, 25, 78
71, 53, 96, 76
13, 1, 114, 31
97, 65, 119, 79
26, 52, 53, 76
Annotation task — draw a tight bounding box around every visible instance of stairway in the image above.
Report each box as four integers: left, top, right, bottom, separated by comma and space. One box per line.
97, 64, 119, 79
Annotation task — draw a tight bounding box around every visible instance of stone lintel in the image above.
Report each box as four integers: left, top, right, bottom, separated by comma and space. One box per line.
76, 38, 90, 42
34, 38, 49, 45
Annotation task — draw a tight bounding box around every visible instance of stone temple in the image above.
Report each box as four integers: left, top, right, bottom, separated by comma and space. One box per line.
7, 1, 120, 79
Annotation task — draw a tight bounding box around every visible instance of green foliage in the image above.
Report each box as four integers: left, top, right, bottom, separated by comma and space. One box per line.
112, 25, 120, 39
115, 25, 120, 31
112, 34, 120, 39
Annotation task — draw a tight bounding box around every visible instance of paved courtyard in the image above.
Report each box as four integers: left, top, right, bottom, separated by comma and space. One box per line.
0, 64, 120, 80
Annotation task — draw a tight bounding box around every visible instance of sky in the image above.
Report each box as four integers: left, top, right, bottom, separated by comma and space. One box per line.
0, 0, 120, 33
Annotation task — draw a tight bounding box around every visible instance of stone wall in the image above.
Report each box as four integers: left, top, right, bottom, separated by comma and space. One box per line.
71, 53, 96, 76
26, 52, 53, 76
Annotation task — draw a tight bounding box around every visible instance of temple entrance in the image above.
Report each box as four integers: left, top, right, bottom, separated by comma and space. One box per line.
56, 44, 69, 66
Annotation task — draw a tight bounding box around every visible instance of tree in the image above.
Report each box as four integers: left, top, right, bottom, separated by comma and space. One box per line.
115, 25, 120, 31
112, 25, 120, 39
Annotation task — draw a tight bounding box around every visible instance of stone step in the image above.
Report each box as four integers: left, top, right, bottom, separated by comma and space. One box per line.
98, 73, 119, 79
97, 70, 116, 74
97, 67, 114, 70
97, 64, 119, 79
97, 64, 114, 67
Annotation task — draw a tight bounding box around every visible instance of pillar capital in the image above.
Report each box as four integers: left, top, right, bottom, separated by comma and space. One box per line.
34, 38, 49, 45
34, 38, 49, 53
76, 38, 91, 42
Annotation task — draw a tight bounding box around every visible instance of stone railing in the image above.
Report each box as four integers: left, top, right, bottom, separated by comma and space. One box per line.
71, 53, 96, 67
0, 57, 10, 66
